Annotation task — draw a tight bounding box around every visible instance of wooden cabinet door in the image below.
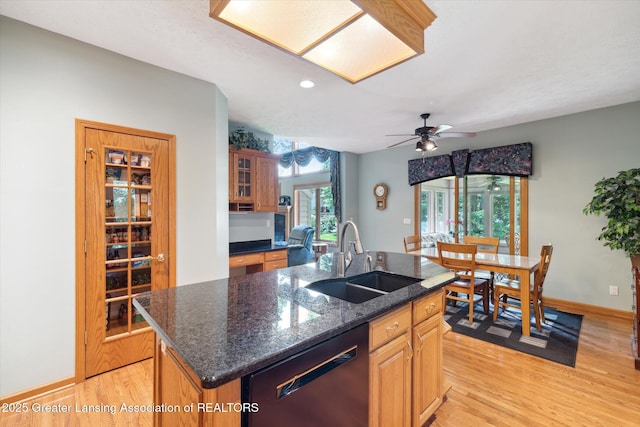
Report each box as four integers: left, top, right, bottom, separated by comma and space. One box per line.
77, 120, 175, 379
369, 333, 412, 427
229, 151, 255, 202
156, 340, 201, 427
154, 337, 241, 427
412, 314, 442, 426
255, 155, 278, 212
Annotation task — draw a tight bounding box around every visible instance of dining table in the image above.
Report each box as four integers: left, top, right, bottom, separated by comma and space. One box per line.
409, 246, 541, 336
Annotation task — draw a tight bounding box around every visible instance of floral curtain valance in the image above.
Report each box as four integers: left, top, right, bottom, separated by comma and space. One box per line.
279, 146, 333, 168
408, 142, 533, 185
279, 146, 342, 223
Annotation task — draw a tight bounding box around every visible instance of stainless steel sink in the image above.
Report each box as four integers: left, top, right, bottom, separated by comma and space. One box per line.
306, 271, 419, 303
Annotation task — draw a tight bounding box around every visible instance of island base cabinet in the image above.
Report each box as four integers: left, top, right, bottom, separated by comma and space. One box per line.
369, 290, 445, 427
369, 333, 412, 427
154, 337, 241, 427
412, 314, 442, 426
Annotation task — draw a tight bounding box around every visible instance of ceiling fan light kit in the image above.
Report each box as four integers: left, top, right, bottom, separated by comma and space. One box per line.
415, 137, 438, 152
209, 0, 436, 84
388, 112, 476, 151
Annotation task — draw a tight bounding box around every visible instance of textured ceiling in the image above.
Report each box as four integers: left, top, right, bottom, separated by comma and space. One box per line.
2, 0, 639, 154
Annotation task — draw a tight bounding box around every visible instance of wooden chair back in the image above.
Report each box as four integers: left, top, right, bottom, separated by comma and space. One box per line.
403, 235, 421, 253
437, 242, 478, 280
532, 244, 553, 300
463, 236, 500, 254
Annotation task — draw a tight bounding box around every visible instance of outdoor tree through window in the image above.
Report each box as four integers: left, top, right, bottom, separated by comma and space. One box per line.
294, 183, 337, 243
418, 175, 527, 254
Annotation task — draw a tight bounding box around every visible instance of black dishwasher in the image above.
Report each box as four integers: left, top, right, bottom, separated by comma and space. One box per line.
242, 323, 369, 427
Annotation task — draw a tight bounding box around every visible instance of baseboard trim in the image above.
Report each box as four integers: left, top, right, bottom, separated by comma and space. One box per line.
545, 297, 633, 322
0, 376, 75, 405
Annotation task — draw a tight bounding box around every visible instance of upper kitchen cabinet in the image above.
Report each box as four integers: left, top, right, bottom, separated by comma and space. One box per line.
255, 155, 279, 212
229, 148, 279, 212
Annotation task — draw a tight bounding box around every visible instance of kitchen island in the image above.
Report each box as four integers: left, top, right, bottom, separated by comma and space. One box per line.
134, 251, 455, 427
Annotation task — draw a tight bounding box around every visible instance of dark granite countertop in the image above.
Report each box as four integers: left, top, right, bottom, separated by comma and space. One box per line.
133, 251, 454, 389
229, 238, 287, 255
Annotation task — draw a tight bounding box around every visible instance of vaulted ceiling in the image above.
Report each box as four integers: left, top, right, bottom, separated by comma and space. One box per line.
2, 0, 639, 153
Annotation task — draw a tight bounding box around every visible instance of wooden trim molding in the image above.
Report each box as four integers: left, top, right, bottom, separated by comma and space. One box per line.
544, 297, 633, 322
74, 119, 88, 384
519, 177, 529, 257
413, 184, 420, 237
0, 377, 74, 405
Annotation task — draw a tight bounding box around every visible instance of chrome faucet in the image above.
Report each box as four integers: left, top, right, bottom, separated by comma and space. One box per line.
338, 220, 371, 277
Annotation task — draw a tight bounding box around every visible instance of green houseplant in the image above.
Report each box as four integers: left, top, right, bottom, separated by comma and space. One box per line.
229, 129, 270, 153
583, 168, 640, 268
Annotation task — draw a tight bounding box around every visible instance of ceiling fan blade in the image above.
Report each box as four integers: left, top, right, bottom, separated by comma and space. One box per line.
387, 136, 419, 148
436, 131, 477, 138
431, 124, 453, 134
385, 133, 416, 137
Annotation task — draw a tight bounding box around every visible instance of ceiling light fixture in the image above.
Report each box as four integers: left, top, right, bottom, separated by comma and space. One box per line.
210, 0, 437, 84
415, 136, 438, 152
487, 176, 502, 192
299, 80, 315, 88
424, 138, 438, 151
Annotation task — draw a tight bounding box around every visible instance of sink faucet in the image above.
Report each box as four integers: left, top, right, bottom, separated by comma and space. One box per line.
338, 220, 371, 277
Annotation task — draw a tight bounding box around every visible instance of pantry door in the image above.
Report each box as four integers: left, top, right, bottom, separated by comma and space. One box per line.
75, 119, 175, 379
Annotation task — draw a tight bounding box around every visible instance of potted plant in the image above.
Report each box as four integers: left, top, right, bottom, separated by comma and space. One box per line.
229, 129, 270, 153
583, 168, 640, 269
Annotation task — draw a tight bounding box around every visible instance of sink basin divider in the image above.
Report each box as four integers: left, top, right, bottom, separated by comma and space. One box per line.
345, 282, 389, 295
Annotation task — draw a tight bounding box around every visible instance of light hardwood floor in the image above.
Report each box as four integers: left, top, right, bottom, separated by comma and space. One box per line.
2, 315, 639, 427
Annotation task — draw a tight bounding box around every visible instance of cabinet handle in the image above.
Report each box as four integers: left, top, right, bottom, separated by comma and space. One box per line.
152, 253, 166, 263
385, 321, 399, 335
407, 340, 413, 360
424, 303, 436, 314
416, 332, 424, 353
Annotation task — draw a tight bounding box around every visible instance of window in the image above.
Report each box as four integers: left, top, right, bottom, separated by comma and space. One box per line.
459, 175, 513, 239
419, 179, 454, 234
273, 137, 329, 177
294, 183, 337, 243
418, 175, 528, 255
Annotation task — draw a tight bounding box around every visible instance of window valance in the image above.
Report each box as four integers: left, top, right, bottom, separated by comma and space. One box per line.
408, 142, 533, 185
279, 147, 342, 223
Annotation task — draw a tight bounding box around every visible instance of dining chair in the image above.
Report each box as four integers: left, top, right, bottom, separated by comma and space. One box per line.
492, 244, 553, 331
463, 236, 500, 298
437, 241, 490, 323
403, 235, 422, 253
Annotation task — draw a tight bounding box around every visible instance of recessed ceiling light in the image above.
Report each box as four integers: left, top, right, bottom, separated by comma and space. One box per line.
299, 80, 315, 88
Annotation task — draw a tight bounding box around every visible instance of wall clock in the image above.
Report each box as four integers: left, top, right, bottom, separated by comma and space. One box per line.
373, 183, 388, 210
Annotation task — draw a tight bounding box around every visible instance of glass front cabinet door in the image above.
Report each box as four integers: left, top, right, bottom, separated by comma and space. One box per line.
104, 150, 154, 336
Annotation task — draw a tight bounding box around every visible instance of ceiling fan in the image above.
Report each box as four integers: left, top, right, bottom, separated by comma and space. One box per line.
387, 113, 476, 152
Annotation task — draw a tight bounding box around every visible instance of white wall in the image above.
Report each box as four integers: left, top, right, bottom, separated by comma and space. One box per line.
0, 17, 228, 396
359, 101, 640, 312
229, 213, 275, 242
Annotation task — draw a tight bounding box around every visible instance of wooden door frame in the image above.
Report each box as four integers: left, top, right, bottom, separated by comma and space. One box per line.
74, 118, 176, 382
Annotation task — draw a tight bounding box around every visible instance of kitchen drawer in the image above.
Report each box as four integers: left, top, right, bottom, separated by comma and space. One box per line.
264, 260, 287, 271
369, 304, 411, 351
264, 249, 287, 262
229, 253, 264, 269
412, 290, 443, 325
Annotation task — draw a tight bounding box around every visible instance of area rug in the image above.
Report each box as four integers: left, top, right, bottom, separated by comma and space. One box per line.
444, 302, 582, 367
